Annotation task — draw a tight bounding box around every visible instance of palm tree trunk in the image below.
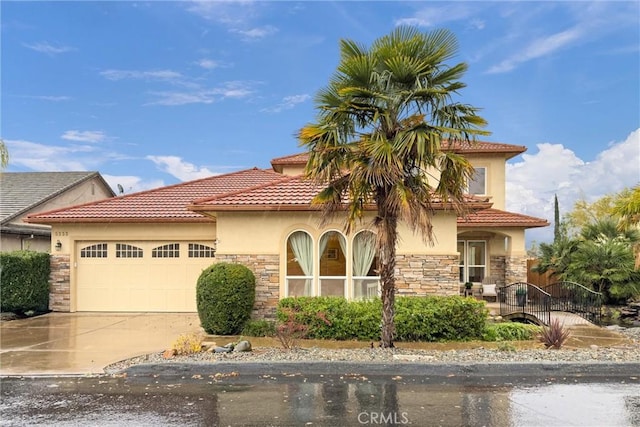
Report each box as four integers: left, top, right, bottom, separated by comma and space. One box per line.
378, 211, 398, 348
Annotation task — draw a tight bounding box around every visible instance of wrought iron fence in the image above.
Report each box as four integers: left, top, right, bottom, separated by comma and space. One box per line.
499, 282, 551, 325
544, 281, 603, 325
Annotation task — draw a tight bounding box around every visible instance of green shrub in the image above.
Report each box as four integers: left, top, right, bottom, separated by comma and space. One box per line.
482, 322, 541, 341
394, 296, 487, 341
242, 319, 276, 337
196, 262, 255, 335
277, 295, 487, 342
0, 250, 50, 313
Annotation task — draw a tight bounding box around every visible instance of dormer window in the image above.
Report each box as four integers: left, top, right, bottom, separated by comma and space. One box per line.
468, 167, 486, 195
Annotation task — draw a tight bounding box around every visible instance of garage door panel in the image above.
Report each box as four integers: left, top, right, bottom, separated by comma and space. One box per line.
76, 241, 215, 312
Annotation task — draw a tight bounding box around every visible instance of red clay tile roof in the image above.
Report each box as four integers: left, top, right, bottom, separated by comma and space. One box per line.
270, 140, 527, 168
189, 175, 493, 212
26, 168, 283, 223
458, 208, 549, 228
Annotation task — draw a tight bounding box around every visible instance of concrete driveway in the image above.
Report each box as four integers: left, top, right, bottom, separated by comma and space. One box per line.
0, 312, 202, 376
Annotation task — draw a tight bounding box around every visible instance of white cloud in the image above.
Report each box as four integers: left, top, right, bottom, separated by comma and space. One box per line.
196, 58, 221, 70
146, 81, 255, 106
230, 25, 278, 40
20, 95, 71, 102
186, 1, 259, 26
394, 4, 476, 27
506, 129, 640, 244
61, 130, 107, 143
261, 94, 310, 113
487, 27, 584, 74
101, 174, 165, 195
23, 41, 75, 55
100, 69, 183, 82
146, 155, 217, 181
4, 139, 99, 171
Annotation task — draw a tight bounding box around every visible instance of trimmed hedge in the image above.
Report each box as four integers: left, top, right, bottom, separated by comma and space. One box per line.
277, 296, 488, 342
242, 319, 277, 337
482, 322, 541, 341
196, 262, 256, 335
0, 250, 50, 313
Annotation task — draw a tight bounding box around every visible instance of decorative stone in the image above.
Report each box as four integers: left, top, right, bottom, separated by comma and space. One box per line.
162, 349, 176, 359
234, 340, 252, 352
214, 346, 233, 353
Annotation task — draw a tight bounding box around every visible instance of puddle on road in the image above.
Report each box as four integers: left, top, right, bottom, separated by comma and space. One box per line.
1, 375, 638, 426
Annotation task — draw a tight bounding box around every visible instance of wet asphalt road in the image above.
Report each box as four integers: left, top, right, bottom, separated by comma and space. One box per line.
1, 362, 639, 426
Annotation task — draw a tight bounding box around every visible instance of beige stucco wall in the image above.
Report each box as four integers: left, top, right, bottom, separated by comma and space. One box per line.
1, 234, 50, 252
280, 165, 305, 176
467, 154, 506, 210
216, 211, 458, 256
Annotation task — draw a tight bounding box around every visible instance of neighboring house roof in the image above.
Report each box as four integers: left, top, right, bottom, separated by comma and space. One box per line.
0, 171, 115, 225
189, 174, 493, 213
457, 208, 549, 228
25, 168, 282, 224
270, 140, 527, 170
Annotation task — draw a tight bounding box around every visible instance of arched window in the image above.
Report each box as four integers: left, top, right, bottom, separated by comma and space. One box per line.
286, 231, 313, 296
80, 243, 108, 258
352, 231, 379, 299
319, 230, 347, 297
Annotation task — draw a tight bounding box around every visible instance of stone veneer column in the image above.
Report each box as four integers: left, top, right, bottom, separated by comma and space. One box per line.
49, 254, 71, 312
215, 254, 280, 319
505, 255, 528, 284
394, 254, 459, 296
489, 255, 506, 286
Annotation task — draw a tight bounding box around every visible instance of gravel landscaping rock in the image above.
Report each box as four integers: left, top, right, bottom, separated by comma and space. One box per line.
104, 327, 640, 375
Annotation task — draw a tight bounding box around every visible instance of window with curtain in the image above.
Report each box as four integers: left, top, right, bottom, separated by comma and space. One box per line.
353, 231, 379, 299
319, 230, 347, 297
286, 231, 314, 296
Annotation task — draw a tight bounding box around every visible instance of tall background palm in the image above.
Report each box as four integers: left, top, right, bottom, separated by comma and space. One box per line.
298, 27, 488, 347
0, 139, 8, 170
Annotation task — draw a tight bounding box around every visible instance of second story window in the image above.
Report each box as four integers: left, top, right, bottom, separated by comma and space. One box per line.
468, 167, 486, 195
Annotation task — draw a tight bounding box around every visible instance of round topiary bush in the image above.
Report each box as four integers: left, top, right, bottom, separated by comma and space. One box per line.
196, 262, 256, 335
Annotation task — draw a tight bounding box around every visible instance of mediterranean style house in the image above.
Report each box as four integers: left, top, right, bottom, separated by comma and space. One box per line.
26, 141, 548, 317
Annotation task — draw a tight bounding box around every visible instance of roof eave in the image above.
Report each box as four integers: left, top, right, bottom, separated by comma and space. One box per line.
25, 216, 215, 225
457, 221, 550, 228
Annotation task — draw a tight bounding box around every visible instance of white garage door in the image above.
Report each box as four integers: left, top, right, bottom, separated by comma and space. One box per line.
76, 241, 216, 312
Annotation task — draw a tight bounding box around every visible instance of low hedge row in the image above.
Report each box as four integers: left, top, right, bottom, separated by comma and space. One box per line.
0, 250, 50, 314
276, 296, 488, 342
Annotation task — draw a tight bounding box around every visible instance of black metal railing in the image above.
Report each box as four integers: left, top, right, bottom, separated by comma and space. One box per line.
544, 281, 603, 325
499, 282, 551, 325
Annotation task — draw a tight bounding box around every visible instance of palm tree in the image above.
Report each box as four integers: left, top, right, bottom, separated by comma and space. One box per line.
612, 185, 640, 230
0, 139, 8, 169
612, 185, 640, 268
298, 27, 488, 348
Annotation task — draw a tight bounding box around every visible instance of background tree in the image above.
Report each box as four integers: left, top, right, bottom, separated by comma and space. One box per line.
0, 139, 8, 170
553, 194, 560, 243
535, 216, 640, 303
298, 27, 488, 347
612, 185, 640, 267
612, 185, 640, 230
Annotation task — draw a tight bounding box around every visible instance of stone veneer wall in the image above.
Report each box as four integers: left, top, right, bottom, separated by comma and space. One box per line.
505, 255, 528, 284
216, 254, 280, 319
49, 254, 71, 312
394, 254, 459, 296
489, 255, 506, 286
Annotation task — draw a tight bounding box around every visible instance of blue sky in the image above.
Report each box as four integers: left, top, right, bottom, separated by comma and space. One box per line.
2, 1, 639, 245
